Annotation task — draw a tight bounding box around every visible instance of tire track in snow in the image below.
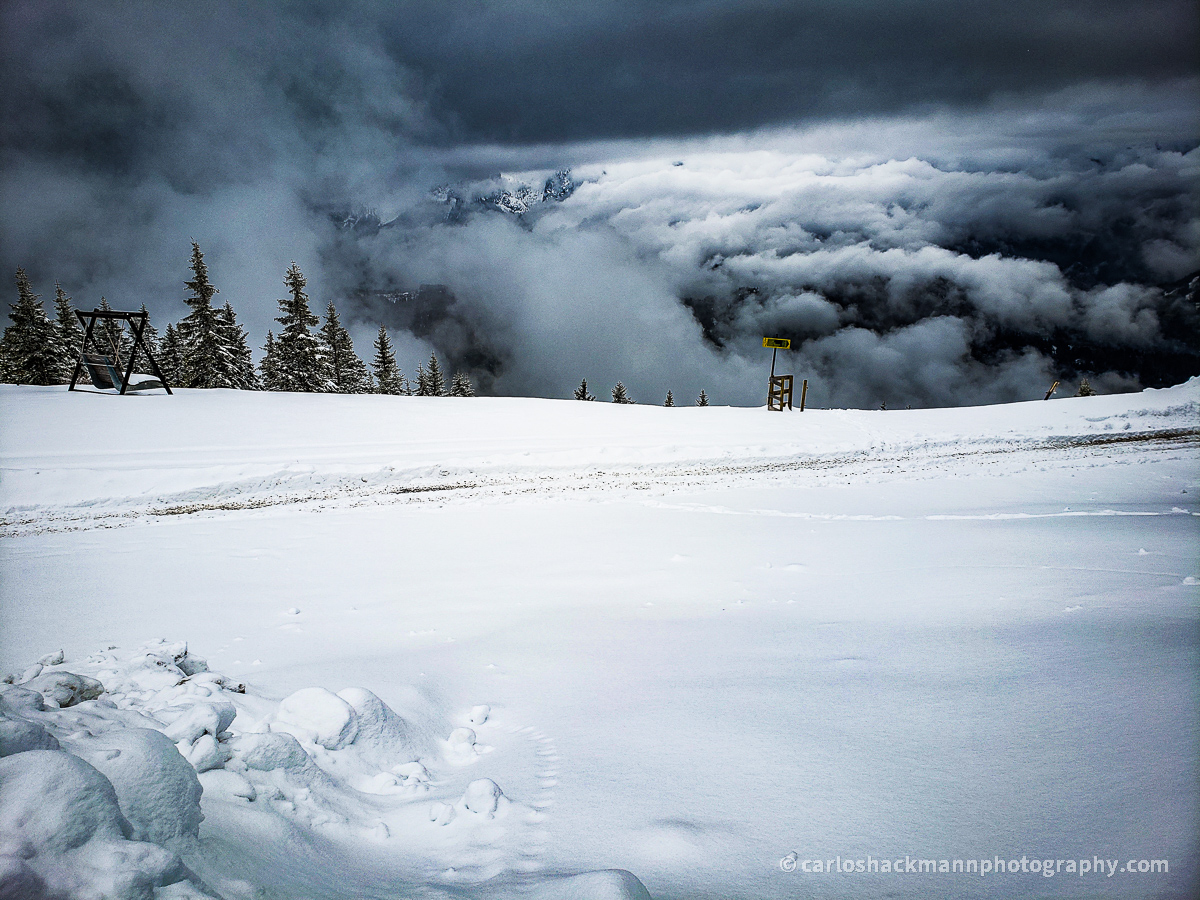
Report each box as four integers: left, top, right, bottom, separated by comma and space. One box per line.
3, 427, 1196, 537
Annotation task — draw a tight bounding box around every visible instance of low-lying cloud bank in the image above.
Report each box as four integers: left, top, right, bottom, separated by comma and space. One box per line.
320, 122, 1199, 407
1, 0, 1196, 407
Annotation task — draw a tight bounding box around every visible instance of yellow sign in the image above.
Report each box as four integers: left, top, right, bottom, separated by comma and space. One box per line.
762, 337, 791, 349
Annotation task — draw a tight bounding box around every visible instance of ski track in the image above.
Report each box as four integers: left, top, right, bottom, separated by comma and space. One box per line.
2, 428, 1196, 537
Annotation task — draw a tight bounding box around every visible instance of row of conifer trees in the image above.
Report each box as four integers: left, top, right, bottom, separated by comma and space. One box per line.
573, 379, 708, 407
0, 244, 472, 396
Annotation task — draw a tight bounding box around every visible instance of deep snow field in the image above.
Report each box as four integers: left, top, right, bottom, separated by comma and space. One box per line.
1, 381, 1198, 900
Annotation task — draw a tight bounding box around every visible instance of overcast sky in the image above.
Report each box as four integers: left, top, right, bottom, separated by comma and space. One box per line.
2, 0, 1197, 406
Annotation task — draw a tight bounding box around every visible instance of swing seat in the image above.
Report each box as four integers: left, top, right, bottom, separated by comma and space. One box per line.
81, 353, 164, 393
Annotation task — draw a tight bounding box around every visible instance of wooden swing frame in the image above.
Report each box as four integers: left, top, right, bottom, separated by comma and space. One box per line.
68, 308, 173, 395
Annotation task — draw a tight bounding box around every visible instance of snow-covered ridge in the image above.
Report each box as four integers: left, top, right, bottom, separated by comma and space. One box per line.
1, 380, 1197, 534
0, 640, 651, 900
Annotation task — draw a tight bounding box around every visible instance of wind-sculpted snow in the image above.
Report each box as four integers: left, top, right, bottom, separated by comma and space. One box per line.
0, 640, 653, 899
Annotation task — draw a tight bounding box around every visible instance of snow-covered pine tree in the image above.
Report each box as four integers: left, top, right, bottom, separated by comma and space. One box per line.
1076, 378, 1096, 397
664, 390, 674, 407
371, 326, 404, 394
217, 301, 258, 389
135, 304, 160, 357
696, 390, 709, 406
260, 331, 279, 388
0, 269, 61, 385
178, 242, 237, 388
414, 363, 429, 396
94, 297, 133, 363
320, 301, 370, 393
53, 283, 83, 379
450, 371, 474, 396
159, 324, 185, 385
263, 262, 335, 392
124, 303, 166, 380
611, 381, 634, 404
573, 379, 595, 400
426, 352, 446, 396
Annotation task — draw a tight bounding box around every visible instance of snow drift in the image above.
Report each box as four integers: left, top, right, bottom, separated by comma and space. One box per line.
0, 640, 651, 899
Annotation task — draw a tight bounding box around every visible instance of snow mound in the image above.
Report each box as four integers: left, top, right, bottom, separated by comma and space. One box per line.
0, 750, 209, 900
462, 778, 504, 817
0, 701, 59, 756
0, 749, 131, 851
71, 728, 204, 846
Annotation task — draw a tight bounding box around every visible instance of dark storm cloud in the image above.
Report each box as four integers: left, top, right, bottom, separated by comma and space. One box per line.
1, 1, 1197, 408
376, 0, 1198, 143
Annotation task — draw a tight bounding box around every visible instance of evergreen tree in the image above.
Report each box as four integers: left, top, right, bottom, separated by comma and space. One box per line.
320, 301, 370, 393
664, 390, 674, 407
371, 326, 404, 394
426, 351, 446, 396
135, 303, 161, 360
0, 269, 61, 385
178, 242, 237, 388
123, 302, 167, 382
450, 371, 474, 396
93, 297, 133, 362
259, 331, 279, 388
217, 301, 258, 389
159, 323, 185, 385
262, 262, 334, 392
1076, 378, 1096, 397
573, 378, 595, 400
53, 283, 83, 380
697, 390, 709, 406
611, 381, 634, 404
414, 363, 429, 396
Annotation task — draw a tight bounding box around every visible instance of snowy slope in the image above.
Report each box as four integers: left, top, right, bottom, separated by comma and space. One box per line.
1, 382, 1198, 899
2, 382, 1195, 531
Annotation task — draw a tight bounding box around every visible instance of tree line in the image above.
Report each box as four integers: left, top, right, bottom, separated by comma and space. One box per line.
0, 243, 472, 397
573, 379, 709, 407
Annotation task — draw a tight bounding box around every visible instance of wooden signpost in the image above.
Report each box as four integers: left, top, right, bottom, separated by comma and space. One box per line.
763, 337, 795, 411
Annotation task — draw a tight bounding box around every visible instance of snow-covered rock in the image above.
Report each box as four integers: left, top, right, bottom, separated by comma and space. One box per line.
21, 671, 103, 708
230, 730, 311, 771
273, 687, 358, 750
163, 701, 236, 744
335, 687, 425, 765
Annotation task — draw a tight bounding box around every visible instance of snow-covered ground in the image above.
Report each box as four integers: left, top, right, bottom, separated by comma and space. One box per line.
1, 381, 1197, 899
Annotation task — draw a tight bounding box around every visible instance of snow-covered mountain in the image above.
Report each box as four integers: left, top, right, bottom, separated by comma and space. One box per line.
431, 169, 577, 219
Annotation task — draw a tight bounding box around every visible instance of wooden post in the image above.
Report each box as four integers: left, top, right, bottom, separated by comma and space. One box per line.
800, 378, 808, 411
68, 311, 98, 392
1043, 380, 1060, 401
